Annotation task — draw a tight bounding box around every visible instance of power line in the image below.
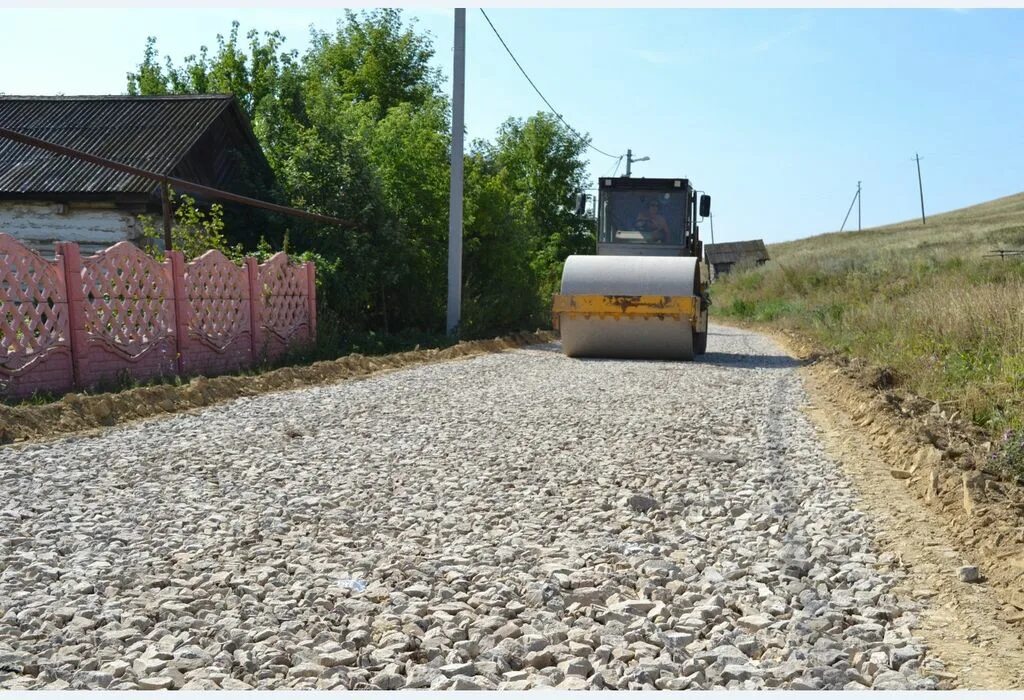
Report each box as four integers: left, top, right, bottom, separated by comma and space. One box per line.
478, 9, 620, 160
598, 155, 622, 179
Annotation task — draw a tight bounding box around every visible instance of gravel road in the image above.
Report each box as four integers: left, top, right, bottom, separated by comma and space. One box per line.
0, 324, 946, 690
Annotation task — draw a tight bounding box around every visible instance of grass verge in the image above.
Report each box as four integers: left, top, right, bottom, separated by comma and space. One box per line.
712, 191, 1024, 482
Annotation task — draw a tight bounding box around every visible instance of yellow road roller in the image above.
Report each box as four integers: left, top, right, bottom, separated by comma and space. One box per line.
552, 177, 711, 360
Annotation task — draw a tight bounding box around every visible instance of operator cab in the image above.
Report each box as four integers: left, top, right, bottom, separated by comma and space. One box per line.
595, 177, 710, 259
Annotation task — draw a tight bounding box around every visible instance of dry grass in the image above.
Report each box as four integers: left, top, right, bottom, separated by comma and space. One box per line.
713, 191, 1024, 438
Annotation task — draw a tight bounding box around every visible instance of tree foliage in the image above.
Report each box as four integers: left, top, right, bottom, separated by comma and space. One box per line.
127, 10, 592, 342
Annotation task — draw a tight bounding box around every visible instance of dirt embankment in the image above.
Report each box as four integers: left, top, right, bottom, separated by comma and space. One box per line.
0, 331, 556, 445
744, 322, 1024, 687
769, 326, 1024, 601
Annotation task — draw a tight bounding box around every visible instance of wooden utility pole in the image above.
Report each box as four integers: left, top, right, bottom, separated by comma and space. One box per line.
915, 153, 926, 224
857, 180, 861, 232
446, 8, 466, 337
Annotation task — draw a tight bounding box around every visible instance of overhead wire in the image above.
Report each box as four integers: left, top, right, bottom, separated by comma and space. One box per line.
478, 9, 621, 161
602, 155, 623, 178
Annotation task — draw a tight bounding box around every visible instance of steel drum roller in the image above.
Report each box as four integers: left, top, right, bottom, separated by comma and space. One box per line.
556, 255, 700, 360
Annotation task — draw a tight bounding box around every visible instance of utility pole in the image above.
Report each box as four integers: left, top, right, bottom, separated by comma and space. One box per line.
857, 180, 861, 232
914, 153, 926, 224
446, 8, 466, 337
709, 212, 715, 246
840, 182, 861, 233
624, 148, 649, 178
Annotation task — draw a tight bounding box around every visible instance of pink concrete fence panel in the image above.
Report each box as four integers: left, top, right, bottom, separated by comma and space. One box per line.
178, 249, 253, 377
257, 252, 316, 361
0, 235, 317, 400
0, 233, 74, 398
73, 241, 178, 388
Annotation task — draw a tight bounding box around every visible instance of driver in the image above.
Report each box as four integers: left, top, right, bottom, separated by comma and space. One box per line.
635, 199, 670, 243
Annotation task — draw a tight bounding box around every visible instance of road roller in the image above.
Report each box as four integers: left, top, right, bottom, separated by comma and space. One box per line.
552, 176, 711, 360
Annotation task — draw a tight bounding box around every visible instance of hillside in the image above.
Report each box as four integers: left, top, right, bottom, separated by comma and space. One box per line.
713, 191, 1024, 461
772, 191, 1024, 260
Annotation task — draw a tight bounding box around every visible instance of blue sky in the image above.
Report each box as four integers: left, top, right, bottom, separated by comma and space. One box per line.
1, 8, 1022, 243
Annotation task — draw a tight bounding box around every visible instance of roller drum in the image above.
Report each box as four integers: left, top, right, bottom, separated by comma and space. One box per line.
557, 255, 699, 360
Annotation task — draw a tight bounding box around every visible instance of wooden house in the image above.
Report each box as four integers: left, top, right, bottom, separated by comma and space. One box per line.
705, 239, 770, 279
0, 95, 276, 256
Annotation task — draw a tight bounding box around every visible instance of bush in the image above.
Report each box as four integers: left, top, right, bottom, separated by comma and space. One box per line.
989, 430, 1024, 483
141, 189, 244, 262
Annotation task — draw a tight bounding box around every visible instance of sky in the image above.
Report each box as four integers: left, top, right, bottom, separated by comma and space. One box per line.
1, 7, 1022, 244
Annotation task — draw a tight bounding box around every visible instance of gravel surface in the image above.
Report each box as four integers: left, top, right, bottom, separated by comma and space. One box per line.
0, 324, 946, 690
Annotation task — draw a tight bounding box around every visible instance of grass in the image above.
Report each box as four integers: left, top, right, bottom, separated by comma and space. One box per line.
712, 191, 1024, 479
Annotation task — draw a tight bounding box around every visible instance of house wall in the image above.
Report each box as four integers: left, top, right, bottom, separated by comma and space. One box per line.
0, 200, 150, 257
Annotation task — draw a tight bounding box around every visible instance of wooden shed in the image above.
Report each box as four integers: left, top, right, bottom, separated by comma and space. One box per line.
0, 95, 277, 256
705, 239, 770, 279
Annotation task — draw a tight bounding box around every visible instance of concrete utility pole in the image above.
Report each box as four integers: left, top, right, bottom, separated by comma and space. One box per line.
857, 180, 861, 232
446, 8, 466, 337
624, 149, 649, 178
915, 153, 926, 224
840, 182, 861, 233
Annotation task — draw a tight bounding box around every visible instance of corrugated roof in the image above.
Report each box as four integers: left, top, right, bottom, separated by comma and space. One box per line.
0, 95, 236, 196
705, 240, 770, 264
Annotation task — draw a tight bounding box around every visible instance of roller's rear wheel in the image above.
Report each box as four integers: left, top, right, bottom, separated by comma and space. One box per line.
694, 310, 708, 355
694, 330, 708, 355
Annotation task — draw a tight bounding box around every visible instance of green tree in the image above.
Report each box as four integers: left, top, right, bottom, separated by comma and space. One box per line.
127, 26, 296, 252
458, 114, 592, 335
491, 113, 594, 302
359, 98, 450, 331
126, 12, 591, 342
127, 11, 444, 333
461, 144, 538, 335
125, 37, 170, 96
304, 10, 440, 121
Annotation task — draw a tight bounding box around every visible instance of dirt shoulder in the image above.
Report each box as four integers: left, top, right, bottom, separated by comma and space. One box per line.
0, 331, 555, 446
726, 320, 1024, 688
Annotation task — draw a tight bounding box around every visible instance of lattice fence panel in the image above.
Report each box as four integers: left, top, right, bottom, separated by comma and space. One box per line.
80, 242, 174, 359
258, 253, 310, 342
185, 250, 250, 352
0, 233, 69, 374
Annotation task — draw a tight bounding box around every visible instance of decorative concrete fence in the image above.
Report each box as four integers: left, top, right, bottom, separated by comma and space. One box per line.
0, 233, 316, 399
